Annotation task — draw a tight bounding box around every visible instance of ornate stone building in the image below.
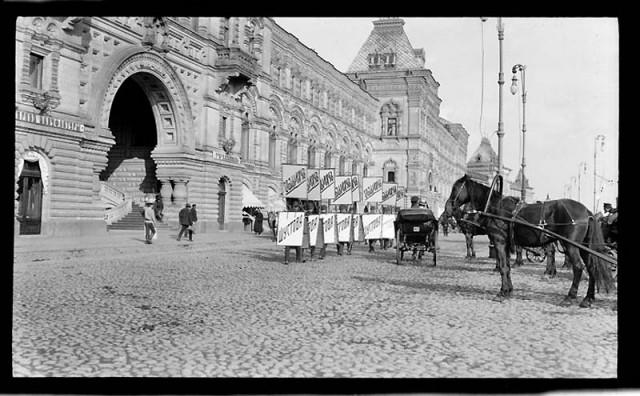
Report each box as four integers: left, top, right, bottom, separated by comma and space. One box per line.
345, 18, 469, 215
14, 17, 468, 236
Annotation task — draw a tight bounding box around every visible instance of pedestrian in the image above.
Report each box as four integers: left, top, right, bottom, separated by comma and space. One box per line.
254, 208, 264, 235
242, 209, 254, 231
154, 194, 164, 221
309, 204, 327, 260
189, 203, 198, 241
267, 211, 277, 242
336, 204, 352, 256
177, 203, 192, 241
142, 200, 157, 244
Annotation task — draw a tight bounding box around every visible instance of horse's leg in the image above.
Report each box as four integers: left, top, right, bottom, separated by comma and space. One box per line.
544, 243, 557, 278
560, 245, 584, 306
493, 238, 513, 300
513, 245, 524, 267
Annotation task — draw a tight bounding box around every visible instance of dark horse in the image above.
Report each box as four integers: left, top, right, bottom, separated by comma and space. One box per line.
451, 202, 525, 266
445, 174, 615, 307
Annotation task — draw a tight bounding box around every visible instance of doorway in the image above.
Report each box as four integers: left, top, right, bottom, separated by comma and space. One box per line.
17, 160, 43, 235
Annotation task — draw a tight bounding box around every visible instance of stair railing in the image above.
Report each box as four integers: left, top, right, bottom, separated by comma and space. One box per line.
100, 182, 126, 207
104, 199, 132, 225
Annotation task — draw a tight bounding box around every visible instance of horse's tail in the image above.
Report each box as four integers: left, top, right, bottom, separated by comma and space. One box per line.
586, 216, 616, 294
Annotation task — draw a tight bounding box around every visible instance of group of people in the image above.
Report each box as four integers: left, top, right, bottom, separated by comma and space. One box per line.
278, 196, 435, 265
142, 199, 198, 244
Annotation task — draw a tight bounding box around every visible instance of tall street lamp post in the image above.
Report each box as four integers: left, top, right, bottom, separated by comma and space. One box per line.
497, 18, 505, 178
510, 63, 526, 201
577, 161, 587, 203
593, 134, 605, 212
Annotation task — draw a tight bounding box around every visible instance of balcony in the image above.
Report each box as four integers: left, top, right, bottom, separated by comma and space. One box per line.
215, 47, 259, 80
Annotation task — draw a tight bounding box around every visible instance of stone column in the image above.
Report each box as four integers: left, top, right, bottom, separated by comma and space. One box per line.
159, 179, 173, 205
172, 179, 189, 206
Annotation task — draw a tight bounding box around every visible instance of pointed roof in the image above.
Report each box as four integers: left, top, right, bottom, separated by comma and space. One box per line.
468, 137, 498, 165
347, 18, 425, 73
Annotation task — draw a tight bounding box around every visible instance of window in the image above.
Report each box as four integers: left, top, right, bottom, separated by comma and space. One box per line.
241, 120, 249, 160
221, 18, 230, 46
387, 118, 397, 136
307, 146, 316, 167
268, 129, 276, 168
288, 140, 297, 164
352, 162, 358, 175
29, 53, 44, 90
387, 171, 395, 183
363, 165, 368, 177
339, 156, 345, 175
221, 116, 227, 139
324, 151, 332, 168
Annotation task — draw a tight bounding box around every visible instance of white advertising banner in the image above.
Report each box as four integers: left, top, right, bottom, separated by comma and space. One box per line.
321, 213, 337, 244
362, 214, 383, 240
319, 169, 335, 200
276, 211, 305, 246
351, 175, 361, 203
381, 183, 398, 207
307, 168, 321, 201
307, 214, 320, 247
333, 176, 352, 205
396, 186, 406, 208
282, 164, 307, 199
382, 214, 396, 239
336, 213, 352, 242
362, 177, 383, 203
352, 214, 362, 241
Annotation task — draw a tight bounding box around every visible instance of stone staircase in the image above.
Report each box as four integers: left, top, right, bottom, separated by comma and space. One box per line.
107, 202, 172, 232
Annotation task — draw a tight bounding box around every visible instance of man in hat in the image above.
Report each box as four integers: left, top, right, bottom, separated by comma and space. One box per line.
143, 200, 157, 244
177, 203, 193, 241
410, 196, 420, 208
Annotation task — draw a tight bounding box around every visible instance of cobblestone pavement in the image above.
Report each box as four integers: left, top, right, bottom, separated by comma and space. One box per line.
13, 230, 617, 378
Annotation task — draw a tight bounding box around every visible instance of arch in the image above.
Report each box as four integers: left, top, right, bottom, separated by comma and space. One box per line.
93, 48, 195, 150
17, 150, 51, 195
15, 136, 55, 196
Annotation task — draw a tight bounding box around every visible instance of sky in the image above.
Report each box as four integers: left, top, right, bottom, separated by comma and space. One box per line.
274, 17, 619, 211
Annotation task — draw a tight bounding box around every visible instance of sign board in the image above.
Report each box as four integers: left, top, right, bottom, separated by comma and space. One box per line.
351, 175, 361, 203
307, 168, 321, 201
362, 213, 383, 240
319, 169, 335, 200
276, 211, 305, 246
396, 186, 406, 207
382, 214, 396, 239
282, 164, 307, 199
333, 176, 352, 205
362, 177, 383, 203
321, 213, 336, 244
336, 213, 352, 242
307, 214, 320, 247
381, 183, 398, 207
352, 214, 362, 241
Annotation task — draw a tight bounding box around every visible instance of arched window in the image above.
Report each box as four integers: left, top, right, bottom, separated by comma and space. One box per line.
288, 139, 298, 164
268, 129, 276, 168
383, 160, 397, 183
307, 146, 316, 167
352, 161, 358, 176
429, 171, 433, 192
339, 156, 346, 175
324, 151, 332, 168
363, 164, 368, 177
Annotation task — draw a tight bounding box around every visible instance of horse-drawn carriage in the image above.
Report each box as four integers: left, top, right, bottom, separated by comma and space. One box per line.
394, 208, 438, 266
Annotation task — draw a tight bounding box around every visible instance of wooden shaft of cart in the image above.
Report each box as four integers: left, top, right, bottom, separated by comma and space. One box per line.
475, 211, 617, 266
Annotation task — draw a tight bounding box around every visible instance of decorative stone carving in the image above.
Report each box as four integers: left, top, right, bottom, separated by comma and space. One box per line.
142, 17, 170, 52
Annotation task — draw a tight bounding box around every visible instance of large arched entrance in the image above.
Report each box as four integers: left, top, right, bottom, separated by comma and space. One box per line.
100, 76, 159, 201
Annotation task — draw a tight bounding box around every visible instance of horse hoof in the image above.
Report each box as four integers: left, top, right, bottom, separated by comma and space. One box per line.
559, 297, 575, 307
579, 297, 595, 308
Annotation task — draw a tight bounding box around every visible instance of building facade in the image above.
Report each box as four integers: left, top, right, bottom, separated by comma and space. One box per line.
345, 19, 469, 215
14, 17, 468, 237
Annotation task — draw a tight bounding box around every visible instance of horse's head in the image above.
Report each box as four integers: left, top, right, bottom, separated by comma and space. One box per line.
445, 174, 473, 217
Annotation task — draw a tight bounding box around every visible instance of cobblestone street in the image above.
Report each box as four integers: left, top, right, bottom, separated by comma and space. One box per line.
13, 230, 617, 379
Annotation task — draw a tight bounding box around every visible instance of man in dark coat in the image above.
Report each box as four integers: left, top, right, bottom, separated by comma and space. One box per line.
177, 203, 192, 241
253, 208, 264, 235
189, 203, 198, 241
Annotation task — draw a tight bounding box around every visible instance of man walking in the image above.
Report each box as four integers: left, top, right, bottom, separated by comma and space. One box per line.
189, 203, 198, 241
143, 200, 157, 244
177, 203, 192, 241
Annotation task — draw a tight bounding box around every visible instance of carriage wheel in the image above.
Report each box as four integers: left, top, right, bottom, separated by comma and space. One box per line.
526, 247, 546, 263
396, 230, 403, 265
